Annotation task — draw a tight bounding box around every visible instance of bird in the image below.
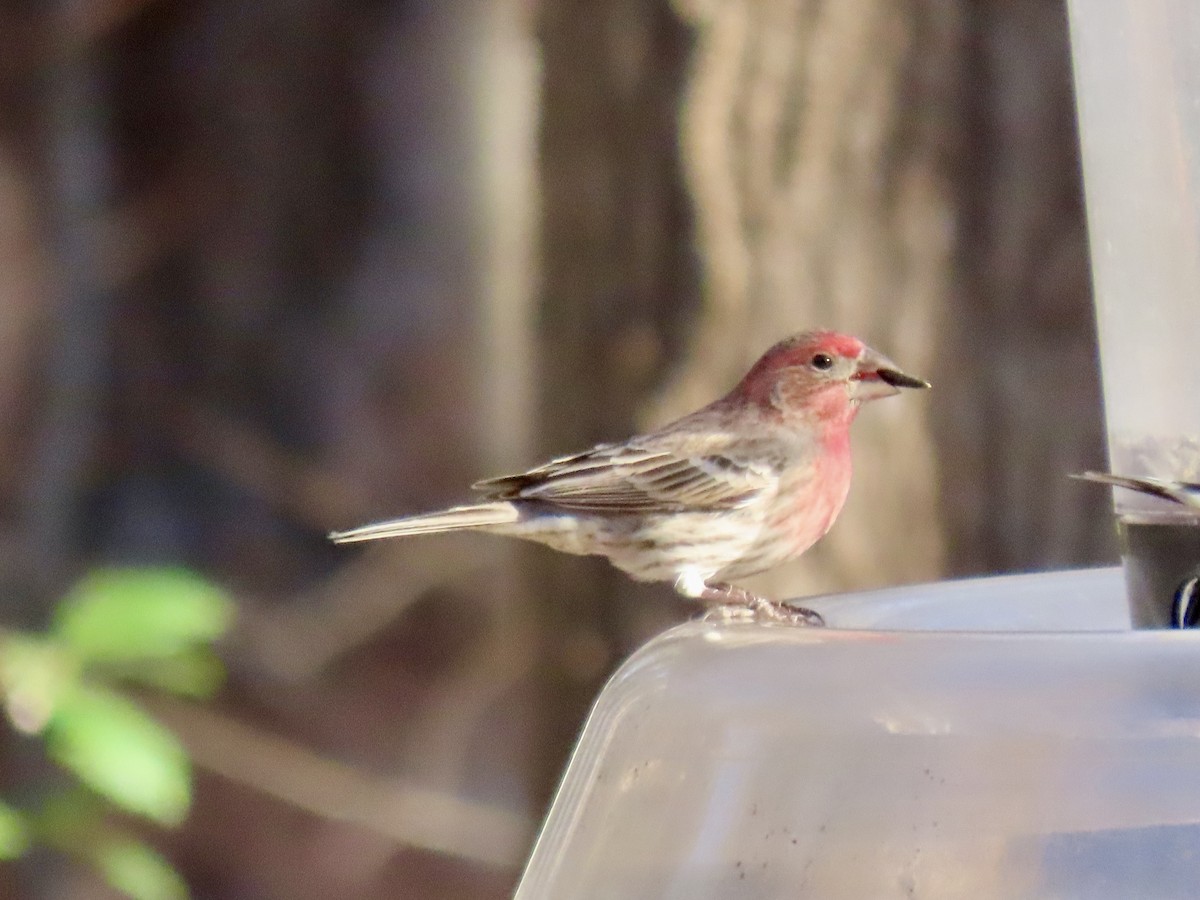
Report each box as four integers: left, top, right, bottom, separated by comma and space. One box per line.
329, 330, 929, 625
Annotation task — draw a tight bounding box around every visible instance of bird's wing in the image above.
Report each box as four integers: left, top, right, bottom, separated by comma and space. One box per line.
472, 441, 774, 513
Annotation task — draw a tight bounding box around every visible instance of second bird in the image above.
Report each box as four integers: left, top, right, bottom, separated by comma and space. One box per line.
330, 330, 929, 625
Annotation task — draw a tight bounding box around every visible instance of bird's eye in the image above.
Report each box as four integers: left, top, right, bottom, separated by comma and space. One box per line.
810, 353, 834, 371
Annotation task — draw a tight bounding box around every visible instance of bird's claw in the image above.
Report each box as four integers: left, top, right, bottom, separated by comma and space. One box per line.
771, 599, 826, 627
700, 596, 825, 627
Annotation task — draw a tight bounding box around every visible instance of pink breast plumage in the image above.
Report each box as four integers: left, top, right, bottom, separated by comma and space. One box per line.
775, 452, 853, 555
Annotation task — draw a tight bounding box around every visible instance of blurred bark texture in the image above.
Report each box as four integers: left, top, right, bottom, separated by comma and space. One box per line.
531, 0, 697, 802
944, 0, 1112, 573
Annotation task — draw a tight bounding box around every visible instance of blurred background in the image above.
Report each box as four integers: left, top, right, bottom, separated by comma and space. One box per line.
0, 0, 1118, 897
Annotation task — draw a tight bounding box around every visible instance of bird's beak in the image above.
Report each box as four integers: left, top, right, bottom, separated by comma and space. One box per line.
850, 348, 930, 401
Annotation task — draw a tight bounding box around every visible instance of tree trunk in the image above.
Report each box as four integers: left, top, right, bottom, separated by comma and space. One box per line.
533, 0, 696, 802
945, 0, 1112, 574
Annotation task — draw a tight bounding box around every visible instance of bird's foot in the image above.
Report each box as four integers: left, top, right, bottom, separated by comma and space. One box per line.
693, 581, 825, 627
760, 597, 826, 627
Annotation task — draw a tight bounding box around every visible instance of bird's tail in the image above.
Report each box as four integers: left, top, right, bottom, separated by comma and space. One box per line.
1073, 471, 1200, 510
328, 502, 520, 544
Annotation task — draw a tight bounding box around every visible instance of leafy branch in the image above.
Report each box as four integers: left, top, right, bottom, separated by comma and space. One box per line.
0, 567, 233, 899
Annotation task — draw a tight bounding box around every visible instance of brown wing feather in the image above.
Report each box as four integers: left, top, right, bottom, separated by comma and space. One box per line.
472, 441, 771, 513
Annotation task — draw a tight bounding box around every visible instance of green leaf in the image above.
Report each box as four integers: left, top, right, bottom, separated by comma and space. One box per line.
0, 634, 77, 734
54, 568, 233, 664
34, 787, 105, 850
0, 798, 30, 860
94, 837, 188, 900
47, 686, 190, 826
119, 649, 226, 700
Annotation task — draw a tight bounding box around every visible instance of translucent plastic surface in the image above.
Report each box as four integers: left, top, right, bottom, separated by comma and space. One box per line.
517, 570, 1200, 899
1068, 0, 1200, 492
793, 565, 1129, 631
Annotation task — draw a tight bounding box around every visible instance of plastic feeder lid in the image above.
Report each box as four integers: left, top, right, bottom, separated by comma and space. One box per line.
517, 569, 1200, 899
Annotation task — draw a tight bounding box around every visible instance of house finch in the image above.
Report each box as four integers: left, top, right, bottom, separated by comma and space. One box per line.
330, 330, 928, 625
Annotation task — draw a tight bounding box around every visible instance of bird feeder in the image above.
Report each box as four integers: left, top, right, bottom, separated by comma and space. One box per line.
1069, 0, 1200, 627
